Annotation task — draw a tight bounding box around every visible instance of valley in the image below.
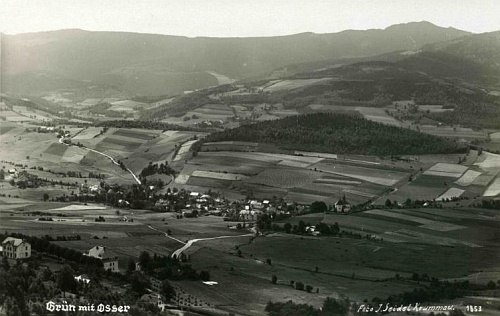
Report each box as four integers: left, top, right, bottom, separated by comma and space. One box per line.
1, 21, 500, 316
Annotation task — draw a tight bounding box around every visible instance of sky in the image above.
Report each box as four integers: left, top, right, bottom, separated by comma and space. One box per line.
1, 0, 500, 37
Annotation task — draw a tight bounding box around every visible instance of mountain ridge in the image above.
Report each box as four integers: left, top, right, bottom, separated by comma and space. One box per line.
1, 21, 472, 96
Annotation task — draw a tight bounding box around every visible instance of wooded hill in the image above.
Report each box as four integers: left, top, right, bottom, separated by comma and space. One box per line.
200, 113, 467, 156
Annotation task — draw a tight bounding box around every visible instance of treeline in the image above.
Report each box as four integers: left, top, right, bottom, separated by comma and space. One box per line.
94, 119, 202, 132
199, 113, 467, 156
371, 279, 473, 307
265, 297, 350, 316
140, 162, 176, 178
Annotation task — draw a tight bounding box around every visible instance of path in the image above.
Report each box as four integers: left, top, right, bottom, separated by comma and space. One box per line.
171, 233, 254, 259
59, 136, 141, 184
146, 224, 186, 245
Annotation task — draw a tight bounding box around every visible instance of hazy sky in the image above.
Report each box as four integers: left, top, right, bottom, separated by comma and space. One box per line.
2, 0, 500, 37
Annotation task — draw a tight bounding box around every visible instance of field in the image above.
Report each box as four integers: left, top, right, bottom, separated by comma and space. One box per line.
311, 160, 410, 186
356, 106, 402, 126
174, 147, 428, 205
436, 187, 465, 201
263, 78, 331, 92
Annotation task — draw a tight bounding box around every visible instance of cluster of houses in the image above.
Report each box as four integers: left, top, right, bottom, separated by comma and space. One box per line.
156, 190, 351, 222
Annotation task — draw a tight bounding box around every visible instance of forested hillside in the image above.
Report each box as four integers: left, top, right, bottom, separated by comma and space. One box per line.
200, 113, 467, 156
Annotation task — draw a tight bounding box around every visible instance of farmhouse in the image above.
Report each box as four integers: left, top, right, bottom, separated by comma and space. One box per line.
2, 237, 31, 259
84, 246, 119, 272
335, 197, 351, 213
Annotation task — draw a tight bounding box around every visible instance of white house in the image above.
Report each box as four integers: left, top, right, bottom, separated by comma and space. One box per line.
84, 245, 119, 272
2, 237, 31, 259
74, 274, 91, 284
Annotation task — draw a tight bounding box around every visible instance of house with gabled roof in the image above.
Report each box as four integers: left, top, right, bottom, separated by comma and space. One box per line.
2, 237, 31, 259
84, 245, 119, 272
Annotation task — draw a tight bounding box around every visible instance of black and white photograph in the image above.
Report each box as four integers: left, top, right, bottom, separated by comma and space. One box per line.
1, 1, 500, 315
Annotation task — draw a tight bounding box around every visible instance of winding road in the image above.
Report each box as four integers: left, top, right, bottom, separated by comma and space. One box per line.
170, 233, 254, 259
59, 136, 142, 185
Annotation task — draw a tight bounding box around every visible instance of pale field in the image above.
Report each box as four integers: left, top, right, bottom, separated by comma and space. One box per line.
295, 151, 338, 159
110, 100, 146, 108
255, 114, 279, 121
191, 170, 248, 181
175, 174, 191, 184
455, 170, 482, 186
173, 139, 198, 161
483, 177, 500, 197
315, 178, 362, 185
474, 152, 500, 171
72, 127, 104, 140
61, 146, 90, 163
423, 162, 467, 178
204, 141, 259, 147
355, 106, 402, 126
311, 162, 406, 186
423, 170, 463, 178
490, 131, 500, 140
427, 162, 468, 174
435, 187, 466, 201
78, 98, 102, 106
418, 105, 454, 113
263, 78, 331, 92
270, 109, 300, 117
51, 204, 108, 211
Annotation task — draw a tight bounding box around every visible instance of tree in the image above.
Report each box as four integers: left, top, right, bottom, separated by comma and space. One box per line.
487, 280, 497, 289
199, 270, 210, 281
322, 297, 350, 316
56, 265, 77, 293
138, 251, 151, 271
385, 199, 392, 207
310, 201, 327, 213
161, 280, 176, 301
127, 259, 136, 273
295, 281, 304, 291
43, 193, 49, 202
271, 275, 277, 284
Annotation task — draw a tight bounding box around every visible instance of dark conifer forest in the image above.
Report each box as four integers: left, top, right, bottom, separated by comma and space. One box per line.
201, 113, 467, 156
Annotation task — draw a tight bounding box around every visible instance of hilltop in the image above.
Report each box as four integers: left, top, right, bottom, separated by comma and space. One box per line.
1, 22, 469, 96
199, 113, 467, 156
